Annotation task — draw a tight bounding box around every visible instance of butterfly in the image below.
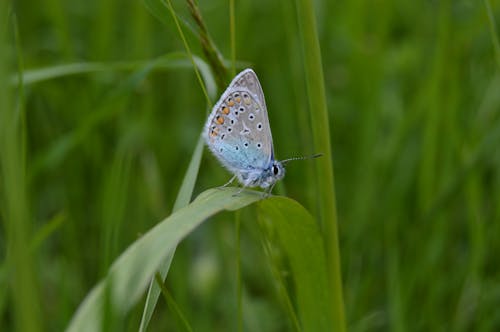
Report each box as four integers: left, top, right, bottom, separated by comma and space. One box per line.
203, 68, 319, 194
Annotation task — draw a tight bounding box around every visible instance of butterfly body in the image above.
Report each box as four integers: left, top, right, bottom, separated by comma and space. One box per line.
203, 69, 285, 190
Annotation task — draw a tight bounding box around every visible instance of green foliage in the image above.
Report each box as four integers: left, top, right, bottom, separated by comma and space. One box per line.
258, 197, 334, 332
294, 0, 345, 330
139, 136, 203, 331
66, 188, 262, 332
1, 0, 500, 331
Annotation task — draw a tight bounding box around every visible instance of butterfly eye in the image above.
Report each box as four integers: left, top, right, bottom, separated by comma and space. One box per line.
273, 165, 279, 175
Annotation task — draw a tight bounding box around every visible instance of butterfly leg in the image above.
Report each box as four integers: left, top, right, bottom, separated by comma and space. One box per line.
216, 175, 238, 191
232, 186, 246, 197
222, 175, 237, 187
263, 183, 277, 198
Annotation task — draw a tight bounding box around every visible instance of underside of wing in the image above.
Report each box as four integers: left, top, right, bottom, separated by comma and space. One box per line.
204, 73, 274, 171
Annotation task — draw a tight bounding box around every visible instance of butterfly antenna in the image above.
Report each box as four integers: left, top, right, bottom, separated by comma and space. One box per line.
282, 153, 323, 165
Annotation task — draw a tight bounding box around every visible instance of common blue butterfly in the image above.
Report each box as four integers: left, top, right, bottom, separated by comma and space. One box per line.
204, 68, 319, 194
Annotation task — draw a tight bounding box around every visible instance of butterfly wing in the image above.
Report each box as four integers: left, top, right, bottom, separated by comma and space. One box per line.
204, 69, 274, 173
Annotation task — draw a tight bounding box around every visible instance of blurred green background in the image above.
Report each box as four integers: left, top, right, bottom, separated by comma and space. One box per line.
1, 0, 500, 331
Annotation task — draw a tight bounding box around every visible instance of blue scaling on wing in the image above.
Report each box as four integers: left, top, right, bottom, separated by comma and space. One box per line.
203, 69, 285, 190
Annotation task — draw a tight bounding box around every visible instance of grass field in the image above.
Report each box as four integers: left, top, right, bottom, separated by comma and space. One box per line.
1, 0, 500, 331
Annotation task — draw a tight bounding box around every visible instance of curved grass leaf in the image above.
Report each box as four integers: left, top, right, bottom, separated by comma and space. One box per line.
66, 187, 262, 332
139, 135, 204, 332
258, 197, 334, 332
9, 54, 216, 98
66, 188, 332, 332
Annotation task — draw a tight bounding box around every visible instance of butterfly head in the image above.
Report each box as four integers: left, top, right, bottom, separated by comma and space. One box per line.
266, 154, 323, 188
271, 160, 286, 180
258, 160, 285, 189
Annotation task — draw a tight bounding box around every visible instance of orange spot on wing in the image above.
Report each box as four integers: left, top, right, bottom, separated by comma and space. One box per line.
216, 116, 224, 124
235, 97, 241, 103
210, 128, 218, 137
222, 106, 230, 114
227, 99, 235, 107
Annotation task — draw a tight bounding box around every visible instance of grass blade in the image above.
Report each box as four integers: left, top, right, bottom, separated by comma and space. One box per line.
139, 135, 204, 331
172, 135, 205, 212
66, 187, 262, 332
294, 0, 345, 330
0, 11, 42, 332
258, 197, 334, 332
10, 54, 216, 98
154, 273, 193, 332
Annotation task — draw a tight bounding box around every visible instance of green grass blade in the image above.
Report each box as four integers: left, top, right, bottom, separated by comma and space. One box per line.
30, 212, 66, 251
165, 0, 212, 106
172, 135, 205, 212
143, 0, 172, 27
258, 197, 334, 332
184, 0, 228, 90
10, 62, 110, 85
139, 252, 176, 332
66, 187, 262, 332
259, 225, 302, 332
229, 0, 236, 76
139, 135, 204, 332
484, 0, 500, 68
0, 11, 42, 332
10, 54, 216, 98
99, 147, 134, 275
144, 0, 229, 91
294, 0, 345, 330
154, 273, 194, 332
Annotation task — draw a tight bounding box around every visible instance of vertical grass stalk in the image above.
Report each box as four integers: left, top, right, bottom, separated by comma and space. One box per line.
0, 11, 42, 332
165, 0, 212, 107
293, 0, 346, 330
229, 0, 236, 77
185, 0, 228, 90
